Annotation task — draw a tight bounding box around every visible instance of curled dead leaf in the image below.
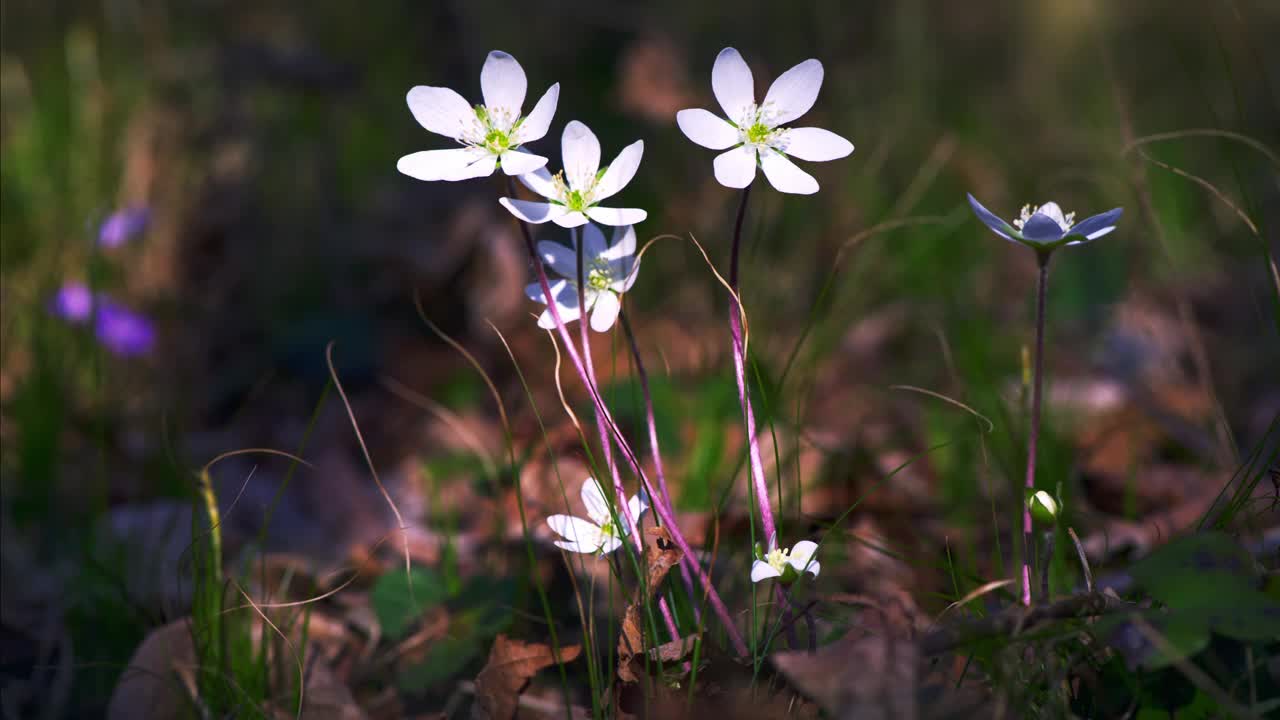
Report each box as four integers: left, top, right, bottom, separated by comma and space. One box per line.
617, 526, 685, 683
474, 634, 581, 720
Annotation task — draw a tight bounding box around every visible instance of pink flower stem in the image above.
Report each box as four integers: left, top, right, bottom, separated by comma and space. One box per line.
506, 179, 747, 656
570, 227, 679, 640
618, 308, 701, 619
1022, 252, 1051, 607
727, 185, 777, 546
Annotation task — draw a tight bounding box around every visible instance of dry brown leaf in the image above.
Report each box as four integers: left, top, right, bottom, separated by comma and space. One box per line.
617, 526, 685, 683
473, 634, 582, 720
772, 631, 918, 720
646, 634, 701, 663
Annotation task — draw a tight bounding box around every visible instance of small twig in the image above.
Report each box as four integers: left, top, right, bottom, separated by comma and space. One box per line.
920, 592, 1131, 656
1067, 527, 1093, 593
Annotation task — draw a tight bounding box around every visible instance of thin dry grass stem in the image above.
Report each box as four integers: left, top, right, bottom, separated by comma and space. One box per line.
1099, 35, 1240, 469
534, 327, 585, 437
1133, 149, 1261, 236
229, 580, 306, 718
200, 448, 315, 475
379, 375, 499, 479
889, 384, 995, 433
1123, 128, 1280, 168
938, 579, 1017, 620
325, 341, 413, 601
833, 216, 952, 266
414, 295, 513, 438
890, 134, 957, 218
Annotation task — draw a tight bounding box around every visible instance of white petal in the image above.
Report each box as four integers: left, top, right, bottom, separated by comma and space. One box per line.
1037, 202, 1068, 230
598, 537, 623, 555
760, 150, 818, 194
787, 540, 819, 575
605, 224, 637, 259
585, 206, 647, 226
525, 279, 580, 323
552, 210, 590, 228
554, 539, 597, 554
517, 167, 558, 199
536, 240, 577, 278
628, 489, 649, 523
612, 256, 640, 293
580, 222, 608, 259
397, 148, 486, 181
762, 59, 823, 126
514, 83, 559, 144
1084, 225, 1116, 241
481, 51, 527, 116
777, 127, 853, 162
547, 514, 604, 550
407, 86, 477, 140
751, 560, 781, 583
447, 153, 497, 180
561, 121, 601, 191
581, 477, 611, 526
499, 149, 547, 176
590, 291, 621, 332
712, 47, 755, 122
676, 109, 738, 150
593, 140, 644, 202
500, 198, 565, 224
713, 146, 758, 188
536, 303, 581, 329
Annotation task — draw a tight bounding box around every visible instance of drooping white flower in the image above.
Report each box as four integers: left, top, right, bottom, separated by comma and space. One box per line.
546, 477, 649, 555
750, 537, 820, 584
499, 121, 647, 228
525, 223, 639, 332
676, 47, 853, 195
968, 194, 1122, 251
398, 51, 560, 182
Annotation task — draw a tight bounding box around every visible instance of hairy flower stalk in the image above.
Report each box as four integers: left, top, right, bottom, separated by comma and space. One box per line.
967, 194, 1121, 606
1023, 254, 1050, 606
728, 185, 778, 546
507, 178, 749, 656
618, 309, 700, 616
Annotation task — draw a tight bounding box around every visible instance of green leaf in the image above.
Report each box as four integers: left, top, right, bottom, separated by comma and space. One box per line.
372, 567, 446, 639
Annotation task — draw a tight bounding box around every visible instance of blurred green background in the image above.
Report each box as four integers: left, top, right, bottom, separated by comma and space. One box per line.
1, 0, 1278, 715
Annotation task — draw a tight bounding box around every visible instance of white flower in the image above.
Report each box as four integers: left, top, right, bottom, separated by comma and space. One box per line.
398, 50, 560, 182
676, 47, 853, 195
968, 194, 1123, 250
499, 121, 647, 228
750, 537, 820, 584
546, 477, 649, 555
525, 223, 638, 332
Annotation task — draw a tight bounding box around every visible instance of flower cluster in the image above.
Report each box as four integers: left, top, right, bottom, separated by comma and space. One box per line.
397, 46, 1124, 632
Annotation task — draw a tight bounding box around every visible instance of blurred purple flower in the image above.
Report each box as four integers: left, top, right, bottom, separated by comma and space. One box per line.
98, 207, 150, 248
93, 301, 155, 356
51, 282, 94, 323
49, 282, 155, 356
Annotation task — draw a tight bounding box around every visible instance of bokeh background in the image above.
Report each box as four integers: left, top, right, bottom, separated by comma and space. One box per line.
2, 0, 1278, 716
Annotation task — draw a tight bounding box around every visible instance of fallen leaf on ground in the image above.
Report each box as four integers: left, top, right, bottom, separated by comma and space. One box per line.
473, 634, 582, 720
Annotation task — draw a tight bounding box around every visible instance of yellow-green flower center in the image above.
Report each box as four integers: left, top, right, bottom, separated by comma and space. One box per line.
483, 128, 511, 154
587, 265, 611, 291
764, 546, 791, 574
745, 121, 774, 146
